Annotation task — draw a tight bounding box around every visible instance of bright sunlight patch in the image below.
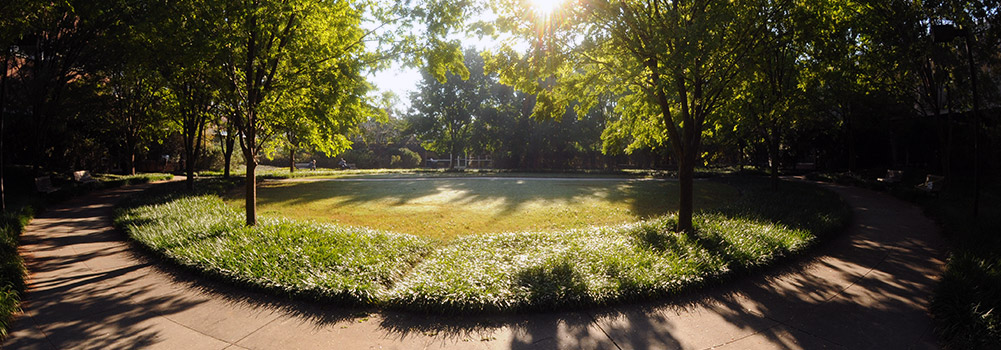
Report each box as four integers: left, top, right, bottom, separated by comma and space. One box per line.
237, 178, 739, 240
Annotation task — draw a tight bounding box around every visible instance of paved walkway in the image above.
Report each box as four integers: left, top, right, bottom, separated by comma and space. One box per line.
4, 180, 946, 349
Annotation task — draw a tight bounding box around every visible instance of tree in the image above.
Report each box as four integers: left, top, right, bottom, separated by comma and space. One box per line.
408, 48, 489, 166
217, 0, 471, 225
275, 86, 361, 173
102, 63, 168, 175
219, 0, 374, 225
142, 0, 226, 190
12, 1, 130, 173
488, 0, 789, 232
728, 1, 822, 189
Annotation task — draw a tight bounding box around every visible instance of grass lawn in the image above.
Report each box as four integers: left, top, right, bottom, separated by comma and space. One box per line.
235, 178, 739, 240
116, 175, 848, 312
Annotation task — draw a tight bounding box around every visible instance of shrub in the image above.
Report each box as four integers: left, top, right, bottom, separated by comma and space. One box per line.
0, 207, 33, 339
391, 148, 421, 168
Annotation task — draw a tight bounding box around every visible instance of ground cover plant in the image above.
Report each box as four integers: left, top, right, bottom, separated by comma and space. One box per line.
0, 207, 33, 339
921, 184, 1001, 349
115, 180, 434, 302
116, 176, 848, 312
240, 178, 739, 239
389, 178, 848, 311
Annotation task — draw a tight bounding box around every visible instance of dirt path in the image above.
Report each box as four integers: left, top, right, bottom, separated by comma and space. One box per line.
3, 181, 946, 349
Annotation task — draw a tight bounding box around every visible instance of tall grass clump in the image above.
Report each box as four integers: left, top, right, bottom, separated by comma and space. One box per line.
0, 207, 33, 339
115, 182, 434, 303
923, 185, 1001, 349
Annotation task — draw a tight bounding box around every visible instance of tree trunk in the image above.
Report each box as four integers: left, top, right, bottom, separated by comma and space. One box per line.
843, 102, 855, 173
223, 134, 234, 178
1, 53, 6, 213
185, 143, 195, 190
289, 148, 295, 173
677, 150, 695, 233
245, 159, 257, 226
129, 151, 136, 176
768, 133, 780, 191
126, 125, 137, 176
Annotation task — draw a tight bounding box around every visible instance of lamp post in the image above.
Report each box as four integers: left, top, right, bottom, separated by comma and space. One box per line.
932, 23, 981, 217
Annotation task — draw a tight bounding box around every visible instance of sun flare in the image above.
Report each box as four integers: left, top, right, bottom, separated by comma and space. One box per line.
530, 0, 565, 17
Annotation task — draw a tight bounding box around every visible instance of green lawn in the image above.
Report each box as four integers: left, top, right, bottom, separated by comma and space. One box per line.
117, 176, 849, 312
233, 178, 739, 240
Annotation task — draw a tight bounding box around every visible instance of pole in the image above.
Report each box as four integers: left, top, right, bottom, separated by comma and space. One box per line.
964, 32, 981, 217
1, 48, 7, 213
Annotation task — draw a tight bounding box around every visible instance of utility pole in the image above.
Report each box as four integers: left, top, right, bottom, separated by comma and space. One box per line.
1, 47, 8, 213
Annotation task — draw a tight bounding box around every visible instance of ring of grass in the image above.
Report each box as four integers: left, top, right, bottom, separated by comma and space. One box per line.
115, 177, 849, 312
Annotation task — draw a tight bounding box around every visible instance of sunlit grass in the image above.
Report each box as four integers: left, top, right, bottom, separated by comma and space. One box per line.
116, 189, 432, 303
235, 178, 739, 240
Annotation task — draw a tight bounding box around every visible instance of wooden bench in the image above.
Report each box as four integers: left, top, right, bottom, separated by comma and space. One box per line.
877, 169, 903, 184
917, 175, 945, 194
294, 162, 315, 170
73, 170, 98, 184
35, 176, 59, 193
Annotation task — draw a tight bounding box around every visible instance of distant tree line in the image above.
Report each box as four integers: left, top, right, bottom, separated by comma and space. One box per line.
0, 0, 999, 228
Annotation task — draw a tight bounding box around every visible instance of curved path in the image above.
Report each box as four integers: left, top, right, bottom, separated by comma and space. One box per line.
4, 180, 946, 349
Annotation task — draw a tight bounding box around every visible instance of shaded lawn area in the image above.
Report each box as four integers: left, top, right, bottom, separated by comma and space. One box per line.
235, 178, 739, 240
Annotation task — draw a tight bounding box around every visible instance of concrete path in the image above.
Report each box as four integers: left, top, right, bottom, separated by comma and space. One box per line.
4, 181, 946, 349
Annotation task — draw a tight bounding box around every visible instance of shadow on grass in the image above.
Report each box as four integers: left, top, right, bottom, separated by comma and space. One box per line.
374, 182, 943, 349
244, 177, 737, 234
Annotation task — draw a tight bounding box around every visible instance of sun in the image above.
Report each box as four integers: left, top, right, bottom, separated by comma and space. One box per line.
529, 0, 565, 17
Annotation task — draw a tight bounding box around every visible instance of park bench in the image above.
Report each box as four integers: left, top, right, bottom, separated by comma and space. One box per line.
35, 176, 59, 194
877, 169, 903, 184
73, 170, 98, 184
917, 175, 946, 194
294, 162, 315, 170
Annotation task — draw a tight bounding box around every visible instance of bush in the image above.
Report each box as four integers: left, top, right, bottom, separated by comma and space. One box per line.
923, 185, 1001, 349
0, 207, 33, 339
391, 148, 421, 168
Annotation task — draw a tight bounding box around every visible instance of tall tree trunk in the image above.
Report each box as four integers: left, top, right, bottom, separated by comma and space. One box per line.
223, 130, 235, 179
677, 149, 695, 233
129, 150, 136, 175
768, 131, 780, 191
1, 53, 6, 213
126, 120, 137, 176
185, 140, 195, 190
843, 102, 855, 174
289, 148, 295, 173
245, 157, 257, 226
